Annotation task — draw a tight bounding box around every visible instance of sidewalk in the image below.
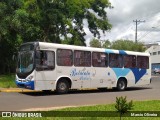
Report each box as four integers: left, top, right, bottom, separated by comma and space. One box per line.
0, 88, 39, 92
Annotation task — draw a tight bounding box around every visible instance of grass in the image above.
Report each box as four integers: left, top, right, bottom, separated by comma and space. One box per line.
0, 74, 17, 88
56, 100, 160, 111
1, 100, 160, 120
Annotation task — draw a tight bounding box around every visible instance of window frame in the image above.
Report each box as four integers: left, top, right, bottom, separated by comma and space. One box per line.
92, 52, 108, 67
123, 55, 136, 68
57, 49, 73, 66
74, 50, 91, 67
109, 53, 123, 68
137, 56, 149, 69
35, 50, 55, 71
153, 52, 157, 55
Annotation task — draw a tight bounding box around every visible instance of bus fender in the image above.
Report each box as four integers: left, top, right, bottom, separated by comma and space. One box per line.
54, 76, 73, 89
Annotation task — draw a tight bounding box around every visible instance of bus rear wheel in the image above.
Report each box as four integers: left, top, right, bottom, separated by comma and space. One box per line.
117, 79, 127, 91
56, 80, 69, 94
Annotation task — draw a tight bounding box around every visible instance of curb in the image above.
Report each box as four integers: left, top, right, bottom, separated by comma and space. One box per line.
0, 88, 113, 93
0, 88, 40, 93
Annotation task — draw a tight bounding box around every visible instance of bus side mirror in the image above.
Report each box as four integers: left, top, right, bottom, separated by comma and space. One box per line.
12, 53, 17, 61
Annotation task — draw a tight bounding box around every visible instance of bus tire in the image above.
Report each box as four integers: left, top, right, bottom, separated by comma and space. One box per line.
117, 78, 127, 91
56, 80, 69, 94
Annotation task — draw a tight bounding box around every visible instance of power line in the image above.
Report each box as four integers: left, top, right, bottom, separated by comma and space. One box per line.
133, 19, 145, 43
138, 31, 151, 41
138, 24, 160, 41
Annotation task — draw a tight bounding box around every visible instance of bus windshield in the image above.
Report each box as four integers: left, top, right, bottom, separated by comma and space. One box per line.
17, 51, 34, 74
16, 43, 36, 78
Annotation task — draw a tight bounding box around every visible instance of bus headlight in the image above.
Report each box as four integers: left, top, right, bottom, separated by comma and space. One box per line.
27, 76, 33, 82
16, 75, 18, 80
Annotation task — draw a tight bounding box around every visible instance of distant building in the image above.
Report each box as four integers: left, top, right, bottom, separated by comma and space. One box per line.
144, 42, 158, 49
146, 44, 160, 70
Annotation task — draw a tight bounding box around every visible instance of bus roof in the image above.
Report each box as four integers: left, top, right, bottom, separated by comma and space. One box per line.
33, 42, 150, 56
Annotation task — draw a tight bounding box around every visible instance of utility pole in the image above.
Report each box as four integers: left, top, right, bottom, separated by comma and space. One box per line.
133, 19, 145, 43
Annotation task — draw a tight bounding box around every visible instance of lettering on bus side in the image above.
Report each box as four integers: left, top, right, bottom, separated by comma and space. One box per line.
70, 68, 92, 80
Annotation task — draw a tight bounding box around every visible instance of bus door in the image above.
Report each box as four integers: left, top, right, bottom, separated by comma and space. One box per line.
35, 50, 56, 90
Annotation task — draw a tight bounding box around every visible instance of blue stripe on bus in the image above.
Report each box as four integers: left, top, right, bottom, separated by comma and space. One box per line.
130, 68, 146, 83
105, 49, 147, 83
105, 49, 128, 54
119, 50, 127, 55
111, 68, 147, 83
112, 68, 130, 79
105, 49, 114, 53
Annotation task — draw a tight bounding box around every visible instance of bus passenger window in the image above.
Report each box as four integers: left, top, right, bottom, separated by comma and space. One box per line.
124, 55, 136, 68
57, 49, 73, 66
137, 56, 149, 69
92, 52, 108, 67
109, 54, 123, 68
74, 51, 91, 67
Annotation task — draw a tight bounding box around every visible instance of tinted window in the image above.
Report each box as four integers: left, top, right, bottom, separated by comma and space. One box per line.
124, 55, 136, 68
74, 51, 91, 67
137, 56, 149, 69
109, 54, 123, 68
35, 51, 55, 70
57, 49, 73, 66
20, 44, 34, 51
92, 52, 108, 67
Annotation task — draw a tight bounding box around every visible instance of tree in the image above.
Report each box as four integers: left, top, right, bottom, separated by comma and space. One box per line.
0, 0, 23, 74
90, 38, 101, 48
111, 40, 146, 52
102, 40, 111, 48
115, 96, 134, 120
20, 0, 112, 45
0, 0, 113, 74
61, 37, 84, 46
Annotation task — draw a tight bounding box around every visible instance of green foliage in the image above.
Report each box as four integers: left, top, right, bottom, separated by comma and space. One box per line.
62, 37, 84, 46
0, 74, 16, 88
0, 0, 112, 74
111, 40, 146, 52
0, 100, 160, 119
89, 39, 145, 52
115, 96, 134, 120
20, 0, 112, 43
102, 40, 111, 48
90, 38, 101, 48
0, 0, 23, 74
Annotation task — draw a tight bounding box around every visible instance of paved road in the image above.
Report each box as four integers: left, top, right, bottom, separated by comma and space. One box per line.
0, 76, 160, 111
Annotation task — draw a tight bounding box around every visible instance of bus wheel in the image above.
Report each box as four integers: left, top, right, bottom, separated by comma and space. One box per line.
117, 79, 127, 91
56, 80, 69, 94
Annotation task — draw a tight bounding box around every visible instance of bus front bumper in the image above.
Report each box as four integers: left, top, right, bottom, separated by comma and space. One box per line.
15, 80, 34, 90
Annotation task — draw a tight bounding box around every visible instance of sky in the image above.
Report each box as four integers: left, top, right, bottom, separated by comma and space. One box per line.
84, 0, 160, 46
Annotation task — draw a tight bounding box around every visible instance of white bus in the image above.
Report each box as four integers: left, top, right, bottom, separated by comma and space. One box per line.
16, 42, 151, 94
